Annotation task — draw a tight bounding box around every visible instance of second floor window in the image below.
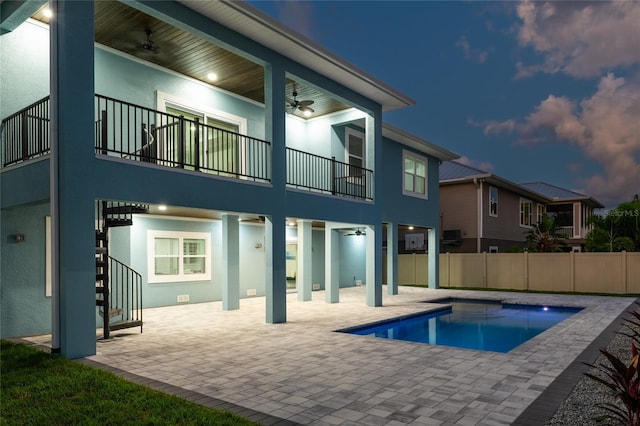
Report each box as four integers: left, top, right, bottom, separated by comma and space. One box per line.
489, 187, 498, 217
403, 150, 428, 199
520, 199, 533, 227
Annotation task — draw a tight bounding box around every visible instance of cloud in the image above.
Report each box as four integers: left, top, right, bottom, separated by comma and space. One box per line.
489, 73, 640, 206
458, 156, 495, 172
456, 35, 489, 64
515, 1, 640, 78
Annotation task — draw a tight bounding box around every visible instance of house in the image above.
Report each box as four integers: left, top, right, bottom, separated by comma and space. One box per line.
439, 161, 548, 253
520, 182, 603, 251
0, 1, 458, 358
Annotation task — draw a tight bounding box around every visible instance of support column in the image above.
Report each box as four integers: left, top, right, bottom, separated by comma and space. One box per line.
386, 223, 398, 295
325, 224, 339, 303
297, 220, 312, 301
222, 214, 239, 310
50, 0, 96, 358
428, 227, 439, 289
366, 223, 382, 307
264, 63, 287, 323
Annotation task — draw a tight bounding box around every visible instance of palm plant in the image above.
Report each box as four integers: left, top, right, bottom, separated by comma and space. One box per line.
525, 214, 567, 252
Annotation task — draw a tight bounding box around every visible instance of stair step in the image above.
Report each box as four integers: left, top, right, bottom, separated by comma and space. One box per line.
104, 204, 148, 215
98, 307, 124, 318
96, 299, 105, 307
105, 219, 133, 228
95, 286, 106, 294
95, 247, 107, 254
96, 273, 106, 282
109, 319, 143, 332
96, 260, 106, 268
95, 231, 107, 241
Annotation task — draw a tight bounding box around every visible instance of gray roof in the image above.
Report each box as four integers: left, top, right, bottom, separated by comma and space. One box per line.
520, 182, 604, 207
439, 161, 489, 181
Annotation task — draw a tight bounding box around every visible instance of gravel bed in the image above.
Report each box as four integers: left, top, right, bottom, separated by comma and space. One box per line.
546, 326, 635, 425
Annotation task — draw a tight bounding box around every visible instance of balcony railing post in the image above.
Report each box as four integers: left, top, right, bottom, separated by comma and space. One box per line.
100, 110, 108, 154
194, 117, 200, 171
178, 115, 185, 168
331, 156, 336, 195
21, 110, 28, 162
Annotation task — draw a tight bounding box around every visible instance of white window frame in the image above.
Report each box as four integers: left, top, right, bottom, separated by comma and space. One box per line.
489, 187, 498, 217
537, 204, 545, 225
402, 150, 429, 199
156, 91, 248, 175
147, 230, 211, 283
520, 199, 533, 227
345, 127, 365, 173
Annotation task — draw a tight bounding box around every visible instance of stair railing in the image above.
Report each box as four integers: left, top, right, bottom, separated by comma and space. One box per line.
107, 256, 143, 332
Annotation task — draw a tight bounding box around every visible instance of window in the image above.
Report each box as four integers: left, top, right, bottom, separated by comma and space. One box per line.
489, 187, 498, 217
345, 127, 365, 177
537, 204, 545, 225
403, 150, 428, 199
148, 231, 211, 283
489, 246, 499, 253
520, 199, 533, 227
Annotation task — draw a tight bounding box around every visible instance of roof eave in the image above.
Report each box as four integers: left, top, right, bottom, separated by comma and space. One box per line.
382, 123, 459, 161
178, 0, 415, 112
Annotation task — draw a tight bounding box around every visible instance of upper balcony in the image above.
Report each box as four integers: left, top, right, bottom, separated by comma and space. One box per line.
1, 94, 373, 201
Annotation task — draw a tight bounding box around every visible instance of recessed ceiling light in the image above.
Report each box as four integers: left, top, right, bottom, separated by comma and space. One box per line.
408, 226, 414, 230
158, 205, 167, 211
43, 8, 53, 18
303, 110, 312, 117
207, 72, 218, 82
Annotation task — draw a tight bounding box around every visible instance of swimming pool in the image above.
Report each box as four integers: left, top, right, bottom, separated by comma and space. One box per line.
340, 298, 583, 353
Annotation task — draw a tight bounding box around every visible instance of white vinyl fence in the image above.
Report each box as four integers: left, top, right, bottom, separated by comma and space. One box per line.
397, 252, 640, 294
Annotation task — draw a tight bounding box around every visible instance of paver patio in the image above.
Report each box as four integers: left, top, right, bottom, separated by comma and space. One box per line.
22, 286, 636, 425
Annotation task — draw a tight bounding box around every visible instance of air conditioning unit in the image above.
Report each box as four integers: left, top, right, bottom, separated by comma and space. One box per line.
442, 229, 462, 246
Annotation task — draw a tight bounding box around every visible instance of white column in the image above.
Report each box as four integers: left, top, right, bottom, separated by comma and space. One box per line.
386, 223, 398, 295
428, 228, 439, 289
325, 223, 339, 303
366, 223, 382, 306
297, 220, 312, 301
222, 214, 239, 310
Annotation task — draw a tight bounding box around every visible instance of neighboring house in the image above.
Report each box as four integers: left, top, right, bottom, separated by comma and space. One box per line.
520, 182, 604, 252
0, 1, 458, 357
439, 161, 548, 253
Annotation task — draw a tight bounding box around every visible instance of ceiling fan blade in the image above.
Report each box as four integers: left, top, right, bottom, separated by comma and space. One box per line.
298, 100, 314, 107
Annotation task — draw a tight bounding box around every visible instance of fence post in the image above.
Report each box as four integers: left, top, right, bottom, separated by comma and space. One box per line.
622, 251, 627, 293
570, 251, 576, 292
482, 251, 487, 288
524, 251, 529, 291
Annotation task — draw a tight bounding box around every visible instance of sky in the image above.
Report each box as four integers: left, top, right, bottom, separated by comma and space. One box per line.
248, 0, 640, 209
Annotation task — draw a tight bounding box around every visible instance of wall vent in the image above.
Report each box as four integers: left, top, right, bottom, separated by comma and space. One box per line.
177, 294, 189, 303
247, 289, 257, 296
312, 283, 320, 290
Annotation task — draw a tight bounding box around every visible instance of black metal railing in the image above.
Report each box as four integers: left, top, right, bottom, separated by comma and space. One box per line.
2, 95, 374, 200
95, 94, 271, 182
107, 255, 143, 331
1, 96, 50, 167
286, 148, 373, 200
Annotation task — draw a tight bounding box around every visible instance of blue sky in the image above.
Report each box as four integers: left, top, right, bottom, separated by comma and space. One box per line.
248, 1, 640, 209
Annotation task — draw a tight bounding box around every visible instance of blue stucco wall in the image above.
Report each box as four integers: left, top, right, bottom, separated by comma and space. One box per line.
0, 20, 49, 119
0, 202, 51, 338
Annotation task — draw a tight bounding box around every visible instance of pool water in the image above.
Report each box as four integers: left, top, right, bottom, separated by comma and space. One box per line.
341, 298, 583, 353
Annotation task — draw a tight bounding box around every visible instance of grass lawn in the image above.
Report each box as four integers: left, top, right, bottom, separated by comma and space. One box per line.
1, 340, 257, 425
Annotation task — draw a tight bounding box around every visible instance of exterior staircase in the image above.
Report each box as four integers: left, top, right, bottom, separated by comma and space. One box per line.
96, 201, 147, 339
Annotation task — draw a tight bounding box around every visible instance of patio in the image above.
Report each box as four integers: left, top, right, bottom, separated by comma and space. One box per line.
22, 286, 635, 425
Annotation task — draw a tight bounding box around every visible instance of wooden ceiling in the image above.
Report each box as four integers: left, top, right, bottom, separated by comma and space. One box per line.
31, 1, 351, 119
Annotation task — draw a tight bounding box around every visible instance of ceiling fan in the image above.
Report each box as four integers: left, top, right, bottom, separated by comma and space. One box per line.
286, 85, 314, 115
344, 228, 366, 237
138, 28, 159, 54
